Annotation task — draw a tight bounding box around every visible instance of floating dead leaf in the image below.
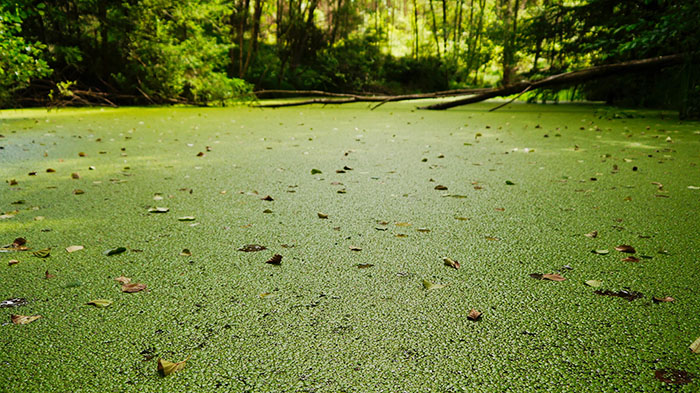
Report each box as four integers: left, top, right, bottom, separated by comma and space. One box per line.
584, 280, 602, 288
265, 254, 282, 265
317, 212, 329, 219
261, 195, 274, 201
505, 180, 515, 185
78, 152, 86, 157
422, 279, 447, 290
259, 292, 276, 298
8, 259, 20, 266
46, 168, 55, 173
44, 270, 55, 279
615, 245, 636, 253
357, 263, 374, 269
66, 245, 84, 253
654, 369, 693, 385
621, 256, 640, 262
104, 247, 126, 256
158, 357, 190, 376
122, 283, 147, 293
238, 244, 266, 252
310, 168, 322, 175
442, 257, 460, 269
416, 228, 430, 232
485, 236, 500, 241
11, 314, 41, 325
592, 249, 609, 255
71, 172, 80, 179
262, 209, 273, 214
32, 248, 51, 258
395, 233, 408, 238
691, 337, 700, 353
530, 273, 566, 282
73, 189, 84, 195
467, 309, 482, 321
87, 299, 113, 308
148, 207, 169, 213
9, 179, 18, 186
494, 207, 505, 212
653, 296, 675, 303
455, 217, 470, 221
348, 246, 362, 252
11, 237, 26, 248
114, 276, 131, 284
179, 249, 192, 257
395, 222, 411, 227
196, 152, 205, 157
584, 231, 598, 238
594, 289, 643, 301
434, 185, 448, 190
177, 216, 195, 221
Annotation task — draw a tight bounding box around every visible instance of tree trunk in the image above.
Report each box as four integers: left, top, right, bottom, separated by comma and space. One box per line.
241, 0, 264, 78
413, 0, 420, 58
428, 0, 441, 59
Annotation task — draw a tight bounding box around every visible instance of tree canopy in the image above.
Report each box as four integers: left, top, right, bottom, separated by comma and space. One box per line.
1, 0, 698, 117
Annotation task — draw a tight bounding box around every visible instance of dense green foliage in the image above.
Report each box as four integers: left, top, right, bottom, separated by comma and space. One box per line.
0, 0, 697, 116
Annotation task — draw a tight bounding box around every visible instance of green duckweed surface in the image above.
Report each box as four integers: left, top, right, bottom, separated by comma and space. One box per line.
1, 101, 699, 392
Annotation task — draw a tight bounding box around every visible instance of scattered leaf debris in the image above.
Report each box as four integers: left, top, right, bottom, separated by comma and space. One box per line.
265, 254, 283, 265
442, 257, 460, 269
238, 244, 267, 252
317, 212, 329, 219
0, 298, 28, 308
122, 283, 147, 293
584, 231, 598, 238
357, 263, 374, 269
148, 207, 170, 213
11, 314, 41, 325
65, 245, 84, 253
653, 296, 675, 303
615, 245, 636, 253
467, 309, 482, 320
654, 369, 693, 385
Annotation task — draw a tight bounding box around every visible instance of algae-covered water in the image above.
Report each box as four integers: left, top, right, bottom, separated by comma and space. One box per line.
1, 101, 699, 392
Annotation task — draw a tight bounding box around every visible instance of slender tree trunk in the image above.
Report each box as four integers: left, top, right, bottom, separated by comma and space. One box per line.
238, 0, 251, 77
241, 0, 264, 78
454, 0, 464, 60
441, 0, 448, 57
413, 0, 419, 59
429, 0, 441, 59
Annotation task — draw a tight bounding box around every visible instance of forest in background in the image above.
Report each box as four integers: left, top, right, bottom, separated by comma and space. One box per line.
1, 0, 699, 117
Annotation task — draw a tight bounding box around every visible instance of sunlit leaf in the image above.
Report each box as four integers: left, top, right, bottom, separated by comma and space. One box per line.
653, 296, 675, 303
349, 246, 362, 251
65, 245, 84, 253
592, 249, 609, 255
11, 314, 41, 325
114, 276, 131, 285
584, 280, 602, 287
121, 283, 147, 293
584, 231, 598, 238
87, 299, 113, 308
158, 357, 190, 376
422, 279, 447, 290
178, 216, 195, 221
148, 207, 169, 213
8, 259, 20, 266
690, 337, 700, 353
442, 257, 460, 269
259, 292, 276, 298
104, 247, 126, 256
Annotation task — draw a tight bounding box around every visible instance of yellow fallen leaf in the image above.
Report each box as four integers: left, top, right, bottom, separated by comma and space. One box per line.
114, 276, 131, 284
422, 279, 447, 290
158, 356, 190, 376
11, 314, 41, 325
691, 337, 700, 354
66, 245, 84, 253
87, 299, 113, 308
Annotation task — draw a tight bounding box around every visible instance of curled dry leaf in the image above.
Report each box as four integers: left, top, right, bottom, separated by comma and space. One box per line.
148, 207, 169, 213
265, 254, 283, 265
467, 309, 482, 321
8, 259, 20, 266
158, 357, 190, 376
180, 249, 192, 257
65, 245, 84, 253
615, 245, 636, 253
434, 185, 448, 190
690, 337, 700, 353
317, 212, 329, 219
261, 195, 274, 201
442, 257, 460, 269
12, 237, 26, 247
530, 273, 566, 282
122, 283, 147, 293
584, 231, 598, 238
349, 246, 362, 251
177, 216, 195, 221
114, 276, 131, 285
621, 256, 640, 262
71, 172, 80, 179
653, 296, 675, 303
11, 314, 41, 325
238, 244, 266, 252
87, 299, 113, 308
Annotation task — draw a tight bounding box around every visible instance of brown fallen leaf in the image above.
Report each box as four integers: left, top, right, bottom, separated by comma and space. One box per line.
584, 231, 598, 238
12, 237, 26, 247
179, 249, 192, 256
615, 245, 636, 253
71, 172, 80, 179
654, 369, 693, 384
11, 314, 41, 325
196, 152, 205, 157
122, 283, 147, 293
261, 195, 274, 201
653, 296, 675, 303
495, 207, 505, 212
114, 276, 131, 285
434, 185, 448, 190
443, 257, 460, 269
46, 168, 55, 173
530, 273, 566, 281
317, 212, 329, 219
8, 259, 19, 266
621, 256, 640, 262
349, 246, 362, 251
265, 254, 282, 265
467, 309, 482, 321
357, 263, 374, 269
45, 270, 55, 279
73, 189, 85, 195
